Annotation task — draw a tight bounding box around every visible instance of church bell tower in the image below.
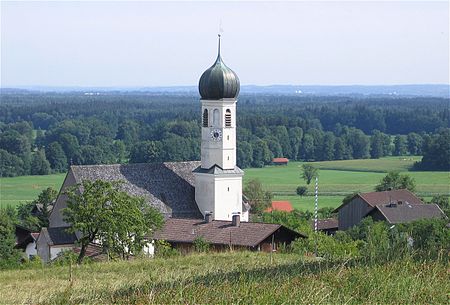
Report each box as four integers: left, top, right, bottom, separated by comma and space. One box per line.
193, 35, 248, 222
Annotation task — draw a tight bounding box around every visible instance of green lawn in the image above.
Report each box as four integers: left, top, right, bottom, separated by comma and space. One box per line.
274, 195, 344, 211
244, 158, 449, 197
0, 173, 66, 208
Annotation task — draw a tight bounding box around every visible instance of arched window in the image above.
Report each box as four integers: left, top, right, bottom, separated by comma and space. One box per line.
213, 109, 220, 127
225, 109, 232, 127
202, 109, 208, 127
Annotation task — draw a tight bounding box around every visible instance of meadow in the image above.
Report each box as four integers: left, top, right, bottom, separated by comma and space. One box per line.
0, 252, 448, 304
244, 157, 449, 211
0, 173, 66, 208
0, 157, 448, 210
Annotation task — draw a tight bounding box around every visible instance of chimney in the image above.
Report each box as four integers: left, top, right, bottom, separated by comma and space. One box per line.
204, 211, 213, 223
232, 213, 240, 227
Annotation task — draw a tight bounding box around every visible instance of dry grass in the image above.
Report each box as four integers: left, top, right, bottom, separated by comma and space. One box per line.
0, 252, 448, 304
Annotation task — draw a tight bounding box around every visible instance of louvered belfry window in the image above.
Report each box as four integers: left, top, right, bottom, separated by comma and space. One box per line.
225, 109, 232, 127
203, 109, 208, 127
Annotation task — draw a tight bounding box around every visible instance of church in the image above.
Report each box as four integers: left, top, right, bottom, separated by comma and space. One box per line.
36, 37, 304, 262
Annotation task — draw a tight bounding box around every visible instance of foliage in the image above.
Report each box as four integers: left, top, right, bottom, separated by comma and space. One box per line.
291, 232, 361, 259
243, 179, 273, 214
300, 164, 318, 185
154, 240, 179, 258
1, 92, 449, 176
63, 180, 163, 263
415, 128, 450, 171
16, 187, 57, 231
261, 210, 312, 235
296, 186, 308, 196
375, 171, 416, 192
429, 195, 449, 217
0, 208, 21, 269
193, 237, 210, 253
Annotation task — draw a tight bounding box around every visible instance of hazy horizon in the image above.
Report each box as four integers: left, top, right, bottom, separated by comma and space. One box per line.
2, 1, 449, 87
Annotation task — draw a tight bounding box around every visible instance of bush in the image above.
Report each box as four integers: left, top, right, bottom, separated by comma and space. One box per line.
296, 186, 308, 196
154, 240, 179, 258
193, 237, 210, 253
291, 232, 360, 260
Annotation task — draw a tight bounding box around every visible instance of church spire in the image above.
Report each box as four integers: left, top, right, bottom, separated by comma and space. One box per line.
217, 34, 221, 59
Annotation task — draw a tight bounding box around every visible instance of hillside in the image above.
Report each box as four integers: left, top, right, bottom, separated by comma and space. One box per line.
0, 252, 448, 304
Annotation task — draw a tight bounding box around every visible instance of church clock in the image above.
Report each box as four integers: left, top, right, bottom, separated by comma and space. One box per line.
210, 129, 222, 141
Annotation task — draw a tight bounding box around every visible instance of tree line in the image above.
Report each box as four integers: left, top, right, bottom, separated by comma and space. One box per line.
0, 92, 448, 177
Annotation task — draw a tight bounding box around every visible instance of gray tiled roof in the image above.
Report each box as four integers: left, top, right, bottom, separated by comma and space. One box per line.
193, 165, 244, 175
368, 203, 445, 224
153, 218, 306, 247
45, 227, 77, 245
70, 162, 202, 219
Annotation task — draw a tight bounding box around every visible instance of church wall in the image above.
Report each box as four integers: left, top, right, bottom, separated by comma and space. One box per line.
49, 170, 77, 228
214, 176, 243, 221
194, 173, 215, 217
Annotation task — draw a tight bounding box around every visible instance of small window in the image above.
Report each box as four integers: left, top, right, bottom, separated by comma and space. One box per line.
202, 109, 208, 127
225, 109, 232, 127
213, 109, 220, 127
228, 187, 230, 191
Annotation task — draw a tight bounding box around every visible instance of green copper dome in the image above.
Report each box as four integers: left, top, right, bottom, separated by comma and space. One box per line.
199, 36, 240, 100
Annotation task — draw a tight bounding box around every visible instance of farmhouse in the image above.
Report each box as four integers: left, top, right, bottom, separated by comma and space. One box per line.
334, 189, 446, 230
14, 225, 39, 259
38, 37, 305, 262
154, 216, 304, 253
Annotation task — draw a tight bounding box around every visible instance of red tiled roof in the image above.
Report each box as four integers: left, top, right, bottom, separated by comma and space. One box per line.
153, 218, 305, 247
359, 189, 423, 207
265, 201, 294, 213
272, 158, 289, 163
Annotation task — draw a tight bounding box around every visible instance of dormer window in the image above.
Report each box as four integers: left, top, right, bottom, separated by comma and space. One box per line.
225, 109, 231, 127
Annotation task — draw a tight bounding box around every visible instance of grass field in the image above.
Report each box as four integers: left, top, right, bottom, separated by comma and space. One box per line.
0, 157, 448, 209
0, 173, 66, 208
0, 252, 448, 304
244, 158, 449, 196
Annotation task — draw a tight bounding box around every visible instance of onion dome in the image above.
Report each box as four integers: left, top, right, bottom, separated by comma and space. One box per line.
199, 35, 240, 100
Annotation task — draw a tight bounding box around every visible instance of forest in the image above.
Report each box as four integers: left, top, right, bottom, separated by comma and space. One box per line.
0, 91, 449, 177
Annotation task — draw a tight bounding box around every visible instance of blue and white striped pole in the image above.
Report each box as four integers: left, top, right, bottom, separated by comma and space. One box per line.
314, 176, 318, 257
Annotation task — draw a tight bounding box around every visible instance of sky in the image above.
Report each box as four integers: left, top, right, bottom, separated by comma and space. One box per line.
1, 1, 449, 87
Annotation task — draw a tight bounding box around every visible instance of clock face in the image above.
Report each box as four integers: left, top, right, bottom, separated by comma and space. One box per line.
210, 129, 222, 141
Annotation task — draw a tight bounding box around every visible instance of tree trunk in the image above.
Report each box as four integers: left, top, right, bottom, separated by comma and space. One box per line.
77, 243, 87, 264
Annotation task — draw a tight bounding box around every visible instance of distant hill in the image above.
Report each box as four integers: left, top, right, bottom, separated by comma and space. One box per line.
2, 84, 449, 97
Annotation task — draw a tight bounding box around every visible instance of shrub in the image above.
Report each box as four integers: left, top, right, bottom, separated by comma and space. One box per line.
193, 237, 210, 253
155, 240, 179, 258
291, 232, 360, 260
296, 186, 308, 196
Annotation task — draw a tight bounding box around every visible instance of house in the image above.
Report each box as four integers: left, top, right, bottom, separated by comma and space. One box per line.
366, 202, 445, 224
36, 227, 77, 262
153, 214, 305, 253
38, 37, 306, 262
272, 158, 289, 165
313, 218, 339, 235
334, 189, 442, 230
265, 201, 294, 213
14, 225, 39, 259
